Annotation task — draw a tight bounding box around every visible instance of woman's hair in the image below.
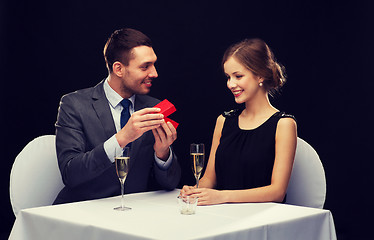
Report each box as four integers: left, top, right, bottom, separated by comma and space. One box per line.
222, 38, 286, 96
103, 28, 152, 72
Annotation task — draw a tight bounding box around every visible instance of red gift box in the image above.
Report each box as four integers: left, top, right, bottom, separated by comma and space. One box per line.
154, 99, 179, 129
154, 99, 176, 117
165, 117, 179, 129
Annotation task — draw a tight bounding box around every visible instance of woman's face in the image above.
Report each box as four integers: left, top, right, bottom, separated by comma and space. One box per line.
224, 56, 263, 104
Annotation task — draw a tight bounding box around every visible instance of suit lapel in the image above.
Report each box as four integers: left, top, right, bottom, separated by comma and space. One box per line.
92, 80, 117, 139
134, 94, 153, 111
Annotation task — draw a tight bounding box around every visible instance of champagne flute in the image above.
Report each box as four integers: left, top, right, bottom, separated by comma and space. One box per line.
190, 143, 205, 188
114, 147, 131, 211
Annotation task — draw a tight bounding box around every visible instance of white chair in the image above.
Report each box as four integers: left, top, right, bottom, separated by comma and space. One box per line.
10, 135, 65, 216
285, 137, 326, 209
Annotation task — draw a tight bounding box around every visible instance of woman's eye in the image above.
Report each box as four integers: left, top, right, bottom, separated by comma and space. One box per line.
236, 75, 243, 79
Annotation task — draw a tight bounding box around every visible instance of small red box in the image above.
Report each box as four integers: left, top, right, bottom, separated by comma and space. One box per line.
153, 99, 179, 129
154, 99, 176, 118
165, 117, 179, 129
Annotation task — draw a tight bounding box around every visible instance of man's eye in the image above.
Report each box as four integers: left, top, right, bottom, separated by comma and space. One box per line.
141, 65, 149, 70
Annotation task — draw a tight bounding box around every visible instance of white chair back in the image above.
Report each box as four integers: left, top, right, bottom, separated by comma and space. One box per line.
286, 137, 326, 209
10, 135, 64, 216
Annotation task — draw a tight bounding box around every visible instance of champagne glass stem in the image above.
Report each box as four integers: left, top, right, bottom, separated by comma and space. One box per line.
196, 178, 199, 188
120, 180, 124, 209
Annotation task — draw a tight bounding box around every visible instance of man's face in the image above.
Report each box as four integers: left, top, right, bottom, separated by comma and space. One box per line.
120, 46, 158, 96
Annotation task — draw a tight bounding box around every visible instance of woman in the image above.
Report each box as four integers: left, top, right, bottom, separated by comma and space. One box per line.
181, 38, 297, 205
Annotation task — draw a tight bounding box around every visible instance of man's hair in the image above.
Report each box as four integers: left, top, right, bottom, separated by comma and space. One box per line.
103, 28, 152, 72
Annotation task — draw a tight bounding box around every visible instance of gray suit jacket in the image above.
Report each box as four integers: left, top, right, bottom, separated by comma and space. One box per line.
54, 80, 181, 204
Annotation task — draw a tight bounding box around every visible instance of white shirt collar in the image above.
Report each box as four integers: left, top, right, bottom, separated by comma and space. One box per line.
103, 78, 135, 109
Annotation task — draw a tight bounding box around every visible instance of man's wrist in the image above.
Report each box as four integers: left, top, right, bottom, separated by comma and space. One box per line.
115, 133, 130, 148
155, 147, 170, 161
154, 147, 173, 170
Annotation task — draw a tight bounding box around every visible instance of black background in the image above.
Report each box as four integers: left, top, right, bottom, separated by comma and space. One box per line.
1, 1, 373, 239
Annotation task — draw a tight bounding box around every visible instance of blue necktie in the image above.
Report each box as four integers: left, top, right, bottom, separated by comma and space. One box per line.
120, 99, 132, 129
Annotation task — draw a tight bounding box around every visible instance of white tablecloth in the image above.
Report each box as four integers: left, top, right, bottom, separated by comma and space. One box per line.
9, 189, 336, 240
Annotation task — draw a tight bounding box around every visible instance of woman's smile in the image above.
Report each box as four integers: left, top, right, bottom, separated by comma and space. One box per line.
232, 89, 243, 98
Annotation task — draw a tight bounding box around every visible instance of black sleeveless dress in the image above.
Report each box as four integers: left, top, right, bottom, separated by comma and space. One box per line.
215, 109, 296, 192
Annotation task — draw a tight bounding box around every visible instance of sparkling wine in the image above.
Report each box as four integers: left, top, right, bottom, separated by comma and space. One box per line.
114, 147, 131, 211
191, 153, 204, 180
115, 156, 130, 182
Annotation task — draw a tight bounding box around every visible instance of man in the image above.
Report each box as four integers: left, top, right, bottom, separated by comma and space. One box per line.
54, 28, 181, 204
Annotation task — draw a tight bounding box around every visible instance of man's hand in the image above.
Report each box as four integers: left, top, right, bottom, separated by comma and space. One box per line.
152, 121, 177, 160
116, 108, 164, 148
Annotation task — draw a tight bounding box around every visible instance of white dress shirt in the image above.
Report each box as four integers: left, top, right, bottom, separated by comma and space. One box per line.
102, 78, 173, 169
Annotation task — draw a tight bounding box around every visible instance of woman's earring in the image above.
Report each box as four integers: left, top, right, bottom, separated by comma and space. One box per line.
259, 82, 263, 87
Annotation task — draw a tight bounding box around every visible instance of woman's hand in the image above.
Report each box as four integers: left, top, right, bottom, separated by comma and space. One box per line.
180, 185, 226, 206
180, 185, 196, 196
